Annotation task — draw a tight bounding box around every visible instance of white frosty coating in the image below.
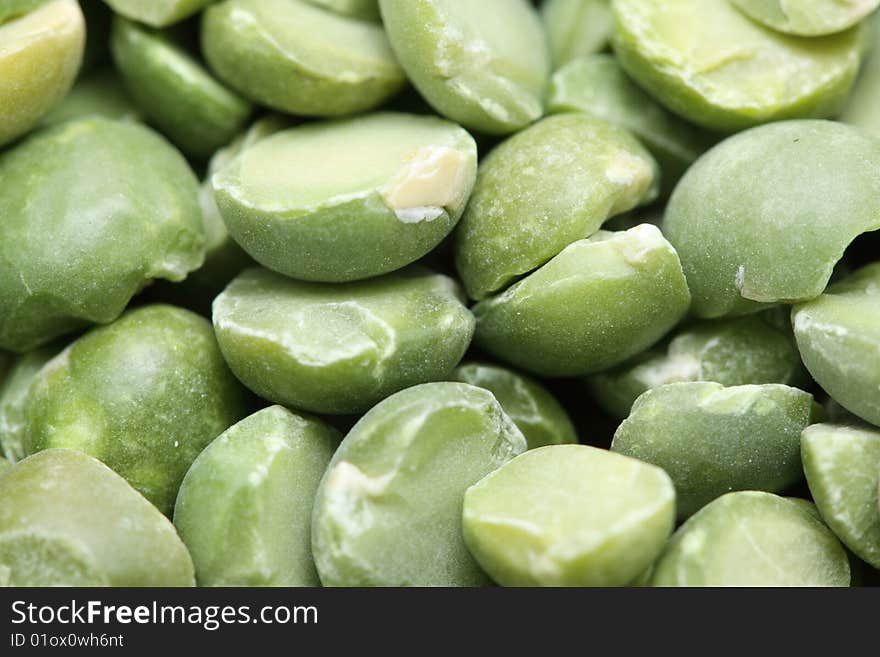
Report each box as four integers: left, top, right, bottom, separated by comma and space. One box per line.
432, 20, 542, 125
677, 527, 708, 585
605, 149, 652, 187
793, 311, 849, 338
215, 300, 397, 369
393, 206, 445, 224
382, 145, 468, 222
636, 352, 702, 388
732, 264, 766, 301
245, 434, 290, 487
804, 428, 880, 560
537, 484, 673, 579
0, 0, 80, 58
616, 224, 673, 265
509, 377, 543, 426
247, 462, 270, 487
467, 457, 672, 585
325, 461, 395, 499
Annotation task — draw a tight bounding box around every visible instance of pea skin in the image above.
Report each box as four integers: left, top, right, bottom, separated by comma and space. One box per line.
3, 0, 880, 590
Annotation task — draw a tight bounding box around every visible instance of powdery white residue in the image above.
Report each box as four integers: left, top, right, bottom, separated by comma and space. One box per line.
394, 206, 445, 224
382, 145, 468, 222
326, 461, 395, 499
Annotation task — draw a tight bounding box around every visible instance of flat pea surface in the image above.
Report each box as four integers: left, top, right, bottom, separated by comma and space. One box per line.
311, 382, 527, 586
0, 450, 194, 586
214, 112, 477, 282
175, 406, 340, 586
793, 263, 880, 426
802, 423, 880, 568
652, 491, 850, 586
217, 113, 475, 217
379, 0, 549, 134
213, 267, 474, 415
462, 444, 675, 586
0, 0, 85, 146
612, 382, 815, 518
473, 225, 690, 377
454, 113, 658, 300
664, 120, 880, 318
612, 0, 860, 131
731, 0, 880, 36
203, 0, 404, 116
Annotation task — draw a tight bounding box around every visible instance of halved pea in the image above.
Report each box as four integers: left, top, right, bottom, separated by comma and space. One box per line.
174, 406, 340, 586
213, 112, 477, 282
0, 344, 62, 463
454, 113, 658, 300
802, 423, 880, 569
0, 117, 205, 353
23, 305, 250, 516
792, 263, 880, 426
664, 120, 880, 319
588, 313, 804, 419
213, 267, 474, 415
311, 382, 527, 587
651, 491, 850, 587
541, 0, 612, 69
305, 0, 379, 21
473, 225, 690, 377
612, 0, 860, 131
462, 444, 675, 586
452, 362, 577, 449
110, 16, 252, 159
0, 449, 194, 586
202, 0, 405, 117
0, 0, 85, 146
612, 382, 816, 519
731, 0, 880, 37
379, 0, 549, 135
547, 55, 713, 196
103, 0, 213, 27
786, 495, 866, 585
